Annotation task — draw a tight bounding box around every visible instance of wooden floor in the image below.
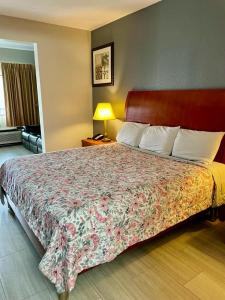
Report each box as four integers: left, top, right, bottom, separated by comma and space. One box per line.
0, 146, 225, 300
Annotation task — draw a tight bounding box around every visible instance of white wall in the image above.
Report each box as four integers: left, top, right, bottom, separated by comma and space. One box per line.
0, 15, 92, 152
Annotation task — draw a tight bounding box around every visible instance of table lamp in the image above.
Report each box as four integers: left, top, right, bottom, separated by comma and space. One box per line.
93, 102, 115, 141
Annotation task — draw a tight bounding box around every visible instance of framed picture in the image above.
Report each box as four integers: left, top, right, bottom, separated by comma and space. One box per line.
92, 42, 114, 87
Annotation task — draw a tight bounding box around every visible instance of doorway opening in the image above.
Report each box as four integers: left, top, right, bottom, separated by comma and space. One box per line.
0, 39, 44, 155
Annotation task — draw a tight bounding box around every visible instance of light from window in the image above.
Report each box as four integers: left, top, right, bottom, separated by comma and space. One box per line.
0, 75, 6, 128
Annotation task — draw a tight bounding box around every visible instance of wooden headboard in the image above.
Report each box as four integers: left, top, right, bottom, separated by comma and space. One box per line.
125, 89, 225, 164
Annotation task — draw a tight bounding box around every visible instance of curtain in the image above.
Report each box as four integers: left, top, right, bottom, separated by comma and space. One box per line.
1, 63, 39, 126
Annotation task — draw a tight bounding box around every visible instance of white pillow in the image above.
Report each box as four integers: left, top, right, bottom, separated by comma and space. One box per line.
116, 122, 149, 147
139, 126, 180, 155
172, 129, 225, 164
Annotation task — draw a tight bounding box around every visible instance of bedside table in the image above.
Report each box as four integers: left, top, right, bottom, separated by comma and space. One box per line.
82, 139, 115, 147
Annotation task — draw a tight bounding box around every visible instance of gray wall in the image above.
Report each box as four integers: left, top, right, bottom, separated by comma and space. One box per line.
0, 48, 35, 64
92, 0, 225, 137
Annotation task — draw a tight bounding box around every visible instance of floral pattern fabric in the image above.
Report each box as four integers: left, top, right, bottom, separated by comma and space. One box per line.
0, 143, 214, 293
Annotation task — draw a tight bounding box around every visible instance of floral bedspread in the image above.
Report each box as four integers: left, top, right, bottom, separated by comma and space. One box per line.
0, 143, 214, 293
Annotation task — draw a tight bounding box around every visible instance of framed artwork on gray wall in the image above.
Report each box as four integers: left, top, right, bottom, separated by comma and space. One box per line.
92, 42, 114, 87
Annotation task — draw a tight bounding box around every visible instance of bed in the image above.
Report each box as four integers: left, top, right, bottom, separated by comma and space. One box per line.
1, 89, 225, 300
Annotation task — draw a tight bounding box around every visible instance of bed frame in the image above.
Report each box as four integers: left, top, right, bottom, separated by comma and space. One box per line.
3, 89, 225, 300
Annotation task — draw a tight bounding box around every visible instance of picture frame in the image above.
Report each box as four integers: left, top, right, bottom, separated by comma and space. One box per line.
92, 42, 114, 87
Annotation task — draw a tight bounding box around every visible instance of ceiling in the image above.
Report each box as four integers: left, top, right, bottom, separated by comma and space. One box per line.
0, 0, 161, 31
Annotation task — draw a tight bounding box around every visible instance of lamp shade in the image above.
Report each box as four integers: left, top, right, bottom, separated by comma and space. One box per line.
93, 103, 115, 121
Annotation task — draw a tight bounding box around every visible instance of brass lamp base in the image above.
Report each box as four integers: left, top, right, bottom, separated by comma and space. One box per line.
58, 291, 69, 300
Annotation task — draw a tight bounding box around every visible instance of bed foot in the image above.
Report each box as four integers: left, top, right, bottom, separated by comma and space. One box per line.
8, 203, 15, 217
58, 291, 69, 300
208, 205, 225, 222
218, 205, 225, 222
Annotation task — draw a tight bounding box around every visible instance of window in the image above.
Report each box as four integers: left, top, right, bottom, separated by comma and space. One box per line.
0, 67, 6, 128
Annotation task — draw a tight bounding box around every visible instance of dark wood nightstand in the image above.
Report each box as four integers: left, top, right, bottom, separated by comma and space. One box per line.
82, 139, 115, 147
